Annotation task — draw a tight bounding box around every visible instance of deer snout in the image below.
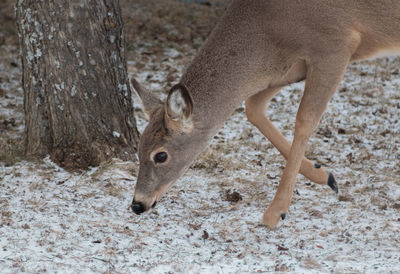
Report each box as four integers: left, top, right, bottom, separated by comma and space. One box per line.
131, 198, 157, 215
131, 199, 145, 215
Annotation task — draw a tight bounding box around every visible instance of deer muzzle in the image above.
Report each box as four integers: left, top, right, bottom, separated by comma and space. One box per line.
131, 180, 174, 215
131, 200, 144, 215
131, 198, 158, 215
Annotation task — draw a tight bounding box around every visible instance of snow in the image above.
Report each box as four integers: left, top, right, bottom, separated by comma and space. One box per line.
109, 35, 116, 44
70, 86, 77, 97
1, 41, 400, 273
113, 131, 121, 138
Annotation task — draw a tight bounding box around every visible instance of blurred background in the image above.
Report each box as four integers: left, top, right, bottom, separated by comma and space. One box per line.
0, 0, 231, 54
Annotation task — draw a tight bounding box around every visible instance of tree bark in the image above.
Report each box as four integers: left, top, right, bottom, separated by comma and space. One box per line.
16, 0, 139, 168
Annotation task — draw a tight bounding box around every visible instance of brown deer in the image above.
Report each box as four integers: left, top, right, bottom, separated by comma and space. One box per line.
130, 0, 400, 228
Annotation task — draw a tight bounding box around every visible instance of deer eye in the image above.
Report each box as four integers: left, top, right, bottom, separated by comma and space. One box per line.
154, 152, 168, 163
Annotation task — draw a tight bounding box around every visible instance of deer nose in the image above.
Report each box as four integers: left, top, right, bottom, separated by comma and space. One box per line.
131, 200, 145, 215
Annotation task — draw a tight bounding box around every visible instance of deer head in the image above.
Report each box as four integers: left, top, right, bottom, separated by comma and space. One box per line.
130, 78, 206, 214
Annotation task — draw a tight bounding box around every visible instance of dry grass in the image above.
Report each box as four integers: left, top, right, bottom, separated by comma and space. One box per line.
0, 138, 42, 167
122, 0, 230, 52
303, 254, 323, 270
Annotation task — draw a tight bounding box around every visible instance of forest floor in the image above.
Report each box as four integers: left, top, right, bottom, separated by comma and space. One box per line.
1, 0, 400, 273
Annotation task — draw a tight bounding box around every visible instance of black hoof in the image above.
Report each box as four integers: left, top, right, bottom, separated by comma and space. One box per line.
314, 163, 321, 169
280, 213, 286, 220
327, 173, 339, 194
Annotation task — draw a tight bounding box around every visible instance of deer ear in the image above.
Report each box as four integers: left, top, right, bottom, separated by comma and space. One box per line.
131, 78, 162, 118
166, 84, 193, 122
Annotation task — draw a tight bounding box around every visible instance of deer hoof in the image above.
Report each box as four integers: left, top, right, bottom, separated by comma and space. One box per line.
262, 208, 284, 229
327, 173, 338, 194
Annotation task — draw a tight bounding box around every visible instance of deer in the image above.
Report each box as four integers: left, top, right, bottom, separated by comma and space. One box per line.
130, 0, 400, 228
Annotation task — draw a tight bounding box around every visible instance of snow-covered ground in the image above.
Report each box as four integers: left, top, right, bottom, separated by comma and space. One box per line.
1, 37, 400, 272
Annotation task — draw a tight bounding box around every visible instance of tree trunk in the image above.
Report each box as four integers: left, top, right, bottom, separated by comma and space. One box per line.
16, 0, 139, 168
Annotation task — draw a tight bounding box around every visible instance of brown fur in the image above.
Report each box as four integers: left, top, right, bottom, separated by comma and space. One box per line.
132, 0, 400, 228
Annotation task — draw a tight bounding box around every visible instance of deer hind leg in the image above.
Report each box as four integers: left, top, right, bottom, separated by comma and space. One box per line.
245, 87, 337, 189
262, 56, 350, 229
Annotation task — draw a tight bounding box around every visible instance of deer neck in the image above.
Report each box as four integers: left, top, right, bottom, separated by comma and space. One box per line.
180, 16, 272, 139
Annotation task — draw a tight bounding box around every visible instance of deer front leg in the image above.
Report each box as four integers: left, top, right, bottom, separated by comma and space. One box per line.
262, 58, 349, 228
246, 88, 337, 190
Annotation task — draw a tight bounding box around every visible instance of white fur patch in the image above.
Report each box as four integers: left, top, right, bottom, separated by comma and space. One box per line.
169, 90, 186, 119
367, 48, 400, 60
